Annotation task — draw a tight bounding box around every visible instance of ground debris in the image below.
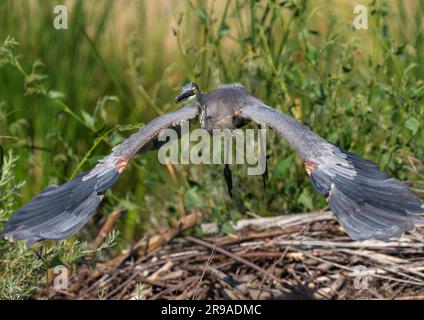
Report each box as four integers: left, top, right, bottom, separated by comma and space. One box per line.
50, 211, 424, 300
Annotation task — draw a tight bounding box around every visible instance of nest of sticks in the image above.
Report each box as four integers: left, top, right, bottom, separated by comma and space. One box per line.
50, 211, 424, 300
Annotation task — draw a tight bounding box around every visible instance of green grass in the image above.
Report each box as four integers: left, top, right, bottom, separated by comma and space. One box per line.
0, 0, 423, 248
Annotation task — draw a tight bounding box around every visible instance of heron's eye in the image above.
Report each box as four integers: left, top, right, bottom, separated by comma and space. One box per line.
192, 88, 197, 94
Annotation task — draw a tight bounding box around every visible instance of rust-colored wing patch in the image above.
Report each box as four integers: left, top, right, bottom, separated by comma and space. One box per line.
115, 156, 130, 174
304, 161, 318, 176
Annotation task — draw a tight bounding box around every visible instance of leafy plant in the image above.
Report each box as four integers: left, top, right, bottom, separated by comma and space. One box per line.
0, 150, 118, 299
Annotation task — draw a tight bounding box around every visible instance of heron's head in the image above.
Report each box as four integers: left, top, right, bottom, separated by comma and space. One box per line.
175, 82, 200, 103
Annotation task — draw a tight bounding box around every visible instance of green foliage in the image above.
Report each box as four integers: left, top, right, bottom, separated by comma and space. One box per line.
0, 151, 120, 299
0, 151, 37, 299
0, 150, 118, 299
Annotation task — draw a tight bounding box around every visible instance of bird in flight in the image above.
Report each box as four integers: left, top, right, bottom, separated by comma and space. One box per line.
1, 83, 423, 247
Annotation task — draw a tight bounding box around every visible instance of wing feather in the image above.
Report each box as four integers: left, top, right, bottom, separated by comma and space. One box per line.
240, 101, 423, 241
1, 104, 198, 246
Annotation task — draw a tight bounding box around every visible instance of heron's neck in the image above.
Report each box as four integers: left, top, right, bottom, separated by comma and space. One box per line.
196, 91, 207, 129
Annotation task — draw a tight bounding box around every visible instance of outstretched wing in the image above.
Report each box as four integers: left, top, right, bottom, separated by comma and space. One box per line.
239, 99, 423, 241
0, 104, 198, 247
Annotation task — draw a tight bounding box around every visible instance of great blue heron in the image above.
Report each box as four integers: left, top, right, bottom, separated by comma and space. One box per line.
1, 83, 423, 247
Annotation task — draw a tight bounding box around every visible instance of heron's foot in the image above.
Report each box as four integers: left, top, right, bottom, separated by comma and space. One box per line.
224, 164, 233, 198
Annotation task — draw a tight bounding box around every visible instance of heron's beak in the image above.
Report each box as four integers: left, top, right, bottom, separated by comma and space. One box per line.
175, 91, 193, 103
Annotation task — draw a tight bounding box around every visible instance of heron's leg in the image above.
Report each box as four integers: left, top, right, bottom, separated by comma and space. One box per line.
223, 139, 233, 198
224, 164, 233, 198
262, 155, 268, 190
259, 124, 268, 190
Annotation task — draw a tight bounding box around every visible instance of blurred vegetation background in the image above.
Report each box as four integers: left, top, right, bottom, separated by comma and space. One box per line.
0, 0, 423, 250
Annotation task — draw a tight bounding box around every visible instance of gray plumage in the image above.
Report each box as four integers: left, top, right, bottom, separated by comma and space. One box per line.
1, 104, 198, 246
239, 103, 422, 240
1, 83, 423, 246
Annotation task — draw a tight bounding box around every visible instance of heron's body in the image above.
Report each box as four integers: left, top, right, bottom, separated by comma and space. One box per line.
1, 83, 423, 246
200, 84, 249, 130
198, 84, 329, 160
